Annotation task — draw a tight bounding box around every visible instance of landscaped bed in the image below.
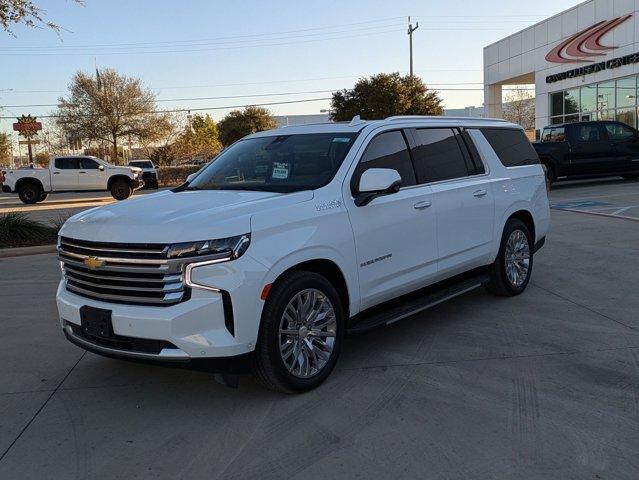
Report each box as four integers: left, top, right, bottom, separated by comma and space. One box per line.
0, 213, 59, 249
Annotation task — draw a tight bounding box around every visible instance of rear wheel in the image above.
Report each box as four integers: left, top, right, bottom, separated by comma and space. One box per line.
110, 179, 133, 200
253, 271, 344, 393
486, 218, 533, 296
18, 183, 41, 204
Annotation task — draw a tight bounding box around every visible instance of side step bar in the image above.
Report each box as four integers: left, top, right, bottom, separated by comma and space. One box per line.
347, 272, 490, 335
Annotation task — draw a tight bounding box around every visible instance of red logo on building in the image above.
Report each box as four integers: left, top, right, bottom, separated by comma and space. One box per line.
546, 14, 632, 64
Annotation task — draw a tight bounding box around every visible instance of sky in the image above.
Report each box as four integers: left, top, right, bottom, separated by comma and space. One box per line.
0, 0, 581, 140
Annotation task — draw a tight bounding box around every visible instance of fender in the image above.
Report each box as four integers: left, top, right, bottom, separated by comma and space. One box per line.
107, 174, 133, 190
15, 177, 45, 193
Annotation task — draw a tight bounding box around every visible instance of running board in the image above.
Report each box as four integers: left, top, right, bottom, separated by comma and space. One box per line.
347, 272, 490, 335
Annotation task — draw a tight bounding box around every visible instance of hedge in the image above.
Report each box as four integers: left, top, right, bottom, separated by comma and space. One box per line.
156, 165, 202, 186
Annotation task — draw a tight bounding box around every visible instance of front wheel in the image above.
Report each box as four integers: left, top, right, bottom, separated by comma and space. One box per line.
110, 179, 133, 201
37, 192, 48, 203
486, 218, 533, 296
253, 271, 344, 393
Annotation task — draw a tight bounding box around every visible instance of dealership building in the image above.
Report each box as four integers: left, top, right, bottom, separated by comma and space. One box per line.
484, 0, 639, 134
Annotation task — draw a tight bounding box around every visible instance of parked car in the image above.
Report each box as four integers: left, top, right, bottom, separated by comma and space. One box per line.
0, 168, 5, 189
128, 159, 159, 189
2, 155, 143, 204
56, 116, 549, 392
533, 120, 639, 185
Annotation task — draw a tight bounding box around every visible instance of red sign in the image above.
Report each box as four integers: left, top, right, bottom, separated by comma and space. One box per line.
546, 14, 632, 64
13, 115, 42, 137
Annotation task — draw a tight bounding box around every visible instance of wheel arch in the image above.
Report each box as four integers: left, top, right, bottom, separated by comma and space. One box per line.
507, 209, 536, 244
267, 258, 352, 318
107, 174, 132, 190
15, 177, 44, 193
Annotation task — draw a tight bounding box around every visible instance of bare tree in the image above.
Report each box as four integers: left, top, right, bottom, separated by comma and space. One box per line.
502, 87, 535, 130
55, 69, 159, 164
0, 0, 83, 35
138, 113, 186, 166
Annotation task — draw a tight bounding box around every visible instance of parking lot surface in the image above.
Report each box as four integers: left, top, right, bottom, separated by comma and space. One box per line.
1, 180, 638, 479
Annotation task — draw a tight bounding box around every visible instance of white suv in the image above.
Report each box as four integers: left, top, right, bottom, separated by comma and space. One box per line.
56, 116, 550, 392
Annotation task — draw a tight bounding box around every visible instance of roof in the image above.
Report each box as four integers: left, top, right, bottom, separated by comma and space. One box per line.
246, 115, 521, 138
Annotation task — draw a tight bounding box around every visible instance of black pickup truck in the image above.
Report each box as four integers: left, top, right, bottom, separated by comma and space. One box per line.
533, 120, 639, 185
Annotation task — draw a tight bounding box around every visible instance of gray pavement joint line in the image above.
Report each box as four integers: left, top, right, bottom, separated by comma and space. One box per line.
342, 344, 639, 372
532, 283, 637, 332
0, 351, 87, 464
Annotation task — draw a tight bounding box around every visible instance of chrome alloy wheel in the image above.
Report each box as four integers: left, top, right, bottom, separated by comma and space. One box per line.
278, 288, 337, 378
505, 229, 530, 287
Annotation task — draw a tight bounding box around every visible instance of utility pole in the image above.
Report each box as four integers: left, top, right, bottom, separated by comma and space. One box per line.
408, 16, 419, 77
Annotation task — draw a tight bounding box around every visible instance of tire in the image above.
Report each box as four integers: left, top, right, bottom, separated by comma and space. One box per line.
110, 179, 133, 200
486, 218, 534, 297
253, 270, 345, 393
37, 192, 48, 203
542, 163, 555, 189
18, 183, 41, 204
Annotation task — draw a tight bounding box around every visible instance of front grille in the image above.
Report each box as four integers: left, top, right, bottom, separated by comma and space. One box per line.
58, 237, 188, 306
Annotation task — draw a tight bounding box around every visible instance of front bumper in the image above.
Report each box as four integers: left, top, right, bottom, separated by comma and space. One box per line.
56, 252, 268, 367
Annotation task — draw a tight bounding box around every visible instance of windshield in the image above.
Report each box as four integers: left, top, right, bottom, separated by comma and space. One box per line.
129, 161, 153, 168
185, 133, 358, 193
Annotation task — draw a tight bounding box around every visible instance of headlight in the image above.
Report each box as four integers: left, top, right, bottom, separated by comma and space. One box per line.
180, 234, 251, 293
168, 234, 250, 260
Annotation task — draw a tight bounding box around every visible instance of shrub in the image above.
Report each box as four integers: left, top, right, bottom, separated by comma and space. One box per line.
0, 212, 58, 248
156, 164, 202, 186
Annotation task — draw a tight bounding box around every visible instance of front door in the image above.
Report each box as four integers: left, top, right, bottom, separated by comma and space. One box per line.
51, 157, 80, 190
78, 157, 107, 190
344, 130, 438, 310
603, 122, 639, 173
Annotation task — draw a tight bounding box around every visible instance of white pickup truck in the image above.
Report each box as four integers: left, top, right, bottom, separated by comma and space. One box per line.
2, 155, 143, 204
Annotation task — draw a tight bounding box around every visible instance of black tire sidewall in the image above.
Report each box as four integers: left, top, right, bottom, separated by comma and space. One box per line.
496, 219, 534, 295
18, 184, 40, 204
110, 180, 132, 200
257, 271, 345, 392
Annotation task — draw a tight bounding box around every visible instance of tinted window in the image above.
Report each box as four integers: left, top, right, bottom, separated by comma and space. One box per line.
459, 130, 485, 175
129, 161, 154, 169
353, 131, 416, 190
54, 158, 80, 169
541, 128, 552, 142
552, 127, 566, 142
479, 128, 540, 167
411, 128, 469, 183
80, 158, 100, 169
574, 125, 602, 142
605, 123, 635, 140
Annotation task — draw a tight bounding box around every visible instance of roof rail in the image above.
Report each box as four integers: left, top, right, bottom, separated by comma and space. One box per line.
385, 115, 509, 123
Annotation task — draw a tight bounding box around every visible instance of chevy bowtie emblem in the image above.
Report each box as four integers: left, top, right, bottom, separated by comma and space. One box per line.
84, 256, 105, 270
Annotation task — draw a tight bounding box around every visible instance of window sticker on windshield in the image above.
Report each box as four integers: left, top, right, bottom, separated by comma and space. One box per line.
333, 137, 351, 143
271, 162, 290, 179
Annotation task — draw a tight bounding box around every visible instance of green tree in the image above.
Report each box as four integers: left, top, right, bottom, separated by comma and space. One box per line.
330, 73, 443, 121
0, 0, 83, 35
177, 114, 221, 161
0, 132, 10, 164
217, 106, 277, 146
55, 68, 159, 164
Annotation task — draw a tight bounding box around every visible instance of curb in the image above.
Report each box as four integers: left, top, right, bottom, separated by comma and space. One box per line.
0, 244, 57, 259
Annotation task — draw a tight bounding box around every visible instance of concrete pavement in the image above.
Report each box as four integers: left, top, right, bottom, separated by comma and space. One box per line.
0, 183, 638, 479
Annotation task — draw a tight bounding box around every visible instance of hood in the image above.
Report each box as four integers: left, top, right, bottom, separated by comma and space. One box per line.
60, 189, 314, 243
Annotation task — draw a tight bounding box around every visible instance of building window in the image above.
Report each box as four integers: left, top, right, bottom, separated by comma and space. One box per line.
550, 92, 564, 117
580, 85, 597, 113
565, 88, 579, 115
616, 77, 636, 109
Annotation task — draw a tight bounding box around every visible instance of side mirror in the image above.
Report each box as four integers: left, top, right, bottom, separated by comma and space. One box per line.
355, 168, 402, 207
98, 165, 104, 171
186, 173, 196, 183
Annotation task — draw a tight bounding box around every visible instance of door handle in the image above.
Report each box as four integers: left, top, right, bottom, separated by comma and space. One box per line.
53, 172, 60, 174
473, 189, 487, 198
79, 171, 86, 174
413, 200, 432, 210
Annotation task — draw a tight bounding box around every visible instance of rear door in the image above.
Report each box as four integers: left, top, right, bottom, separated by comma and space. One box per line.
566, 123, 616, 175
344, 129, 438, 309
408, 127, 495, 275
604, 122, 639, 173
78, 157, 107, 190
51, 157, 80, 190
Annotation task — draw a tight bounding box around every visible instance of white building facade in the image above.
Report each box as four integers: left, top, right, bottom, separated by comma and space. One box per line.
484, 0, 639, 133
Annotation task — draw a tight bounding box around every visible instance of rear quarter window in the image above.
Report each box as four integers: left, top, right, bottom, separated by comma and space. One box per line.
479, 128, 540, 167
